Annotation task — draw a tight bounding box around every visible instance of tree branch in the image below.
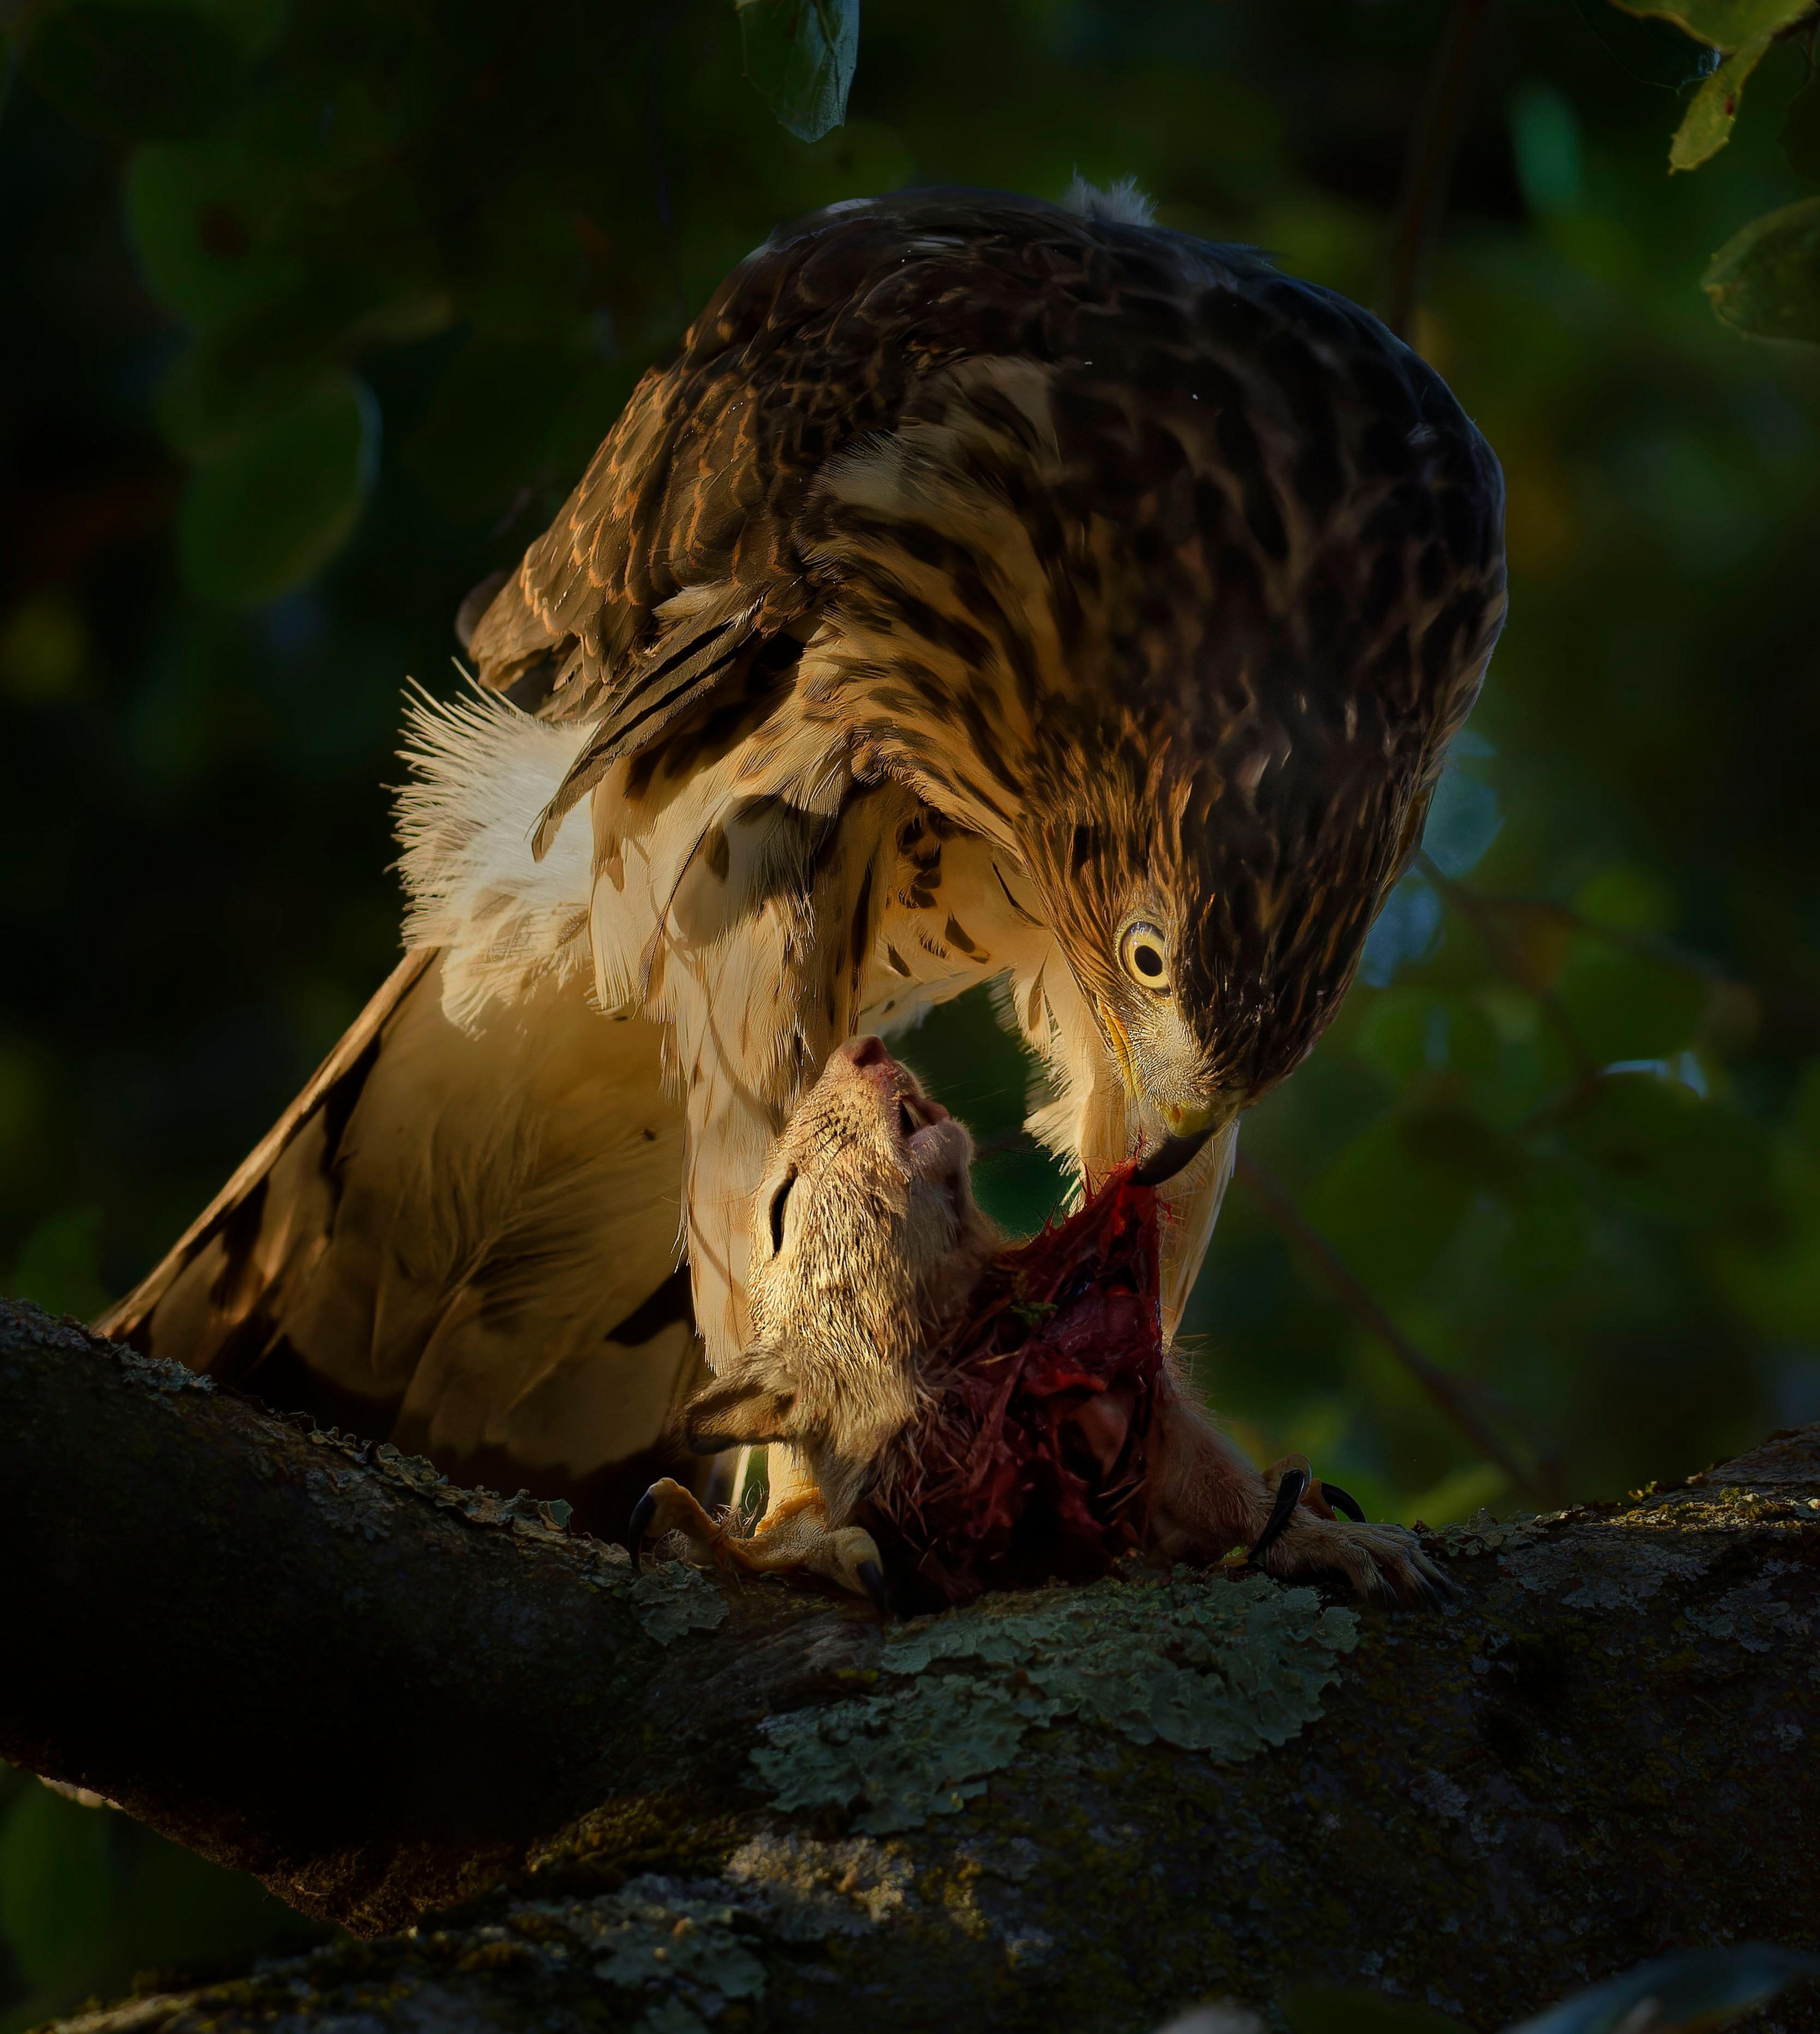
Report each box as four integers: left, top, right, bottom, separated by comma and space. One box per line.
0, 1300, 855, 1936
6, 1298, 1820, 2033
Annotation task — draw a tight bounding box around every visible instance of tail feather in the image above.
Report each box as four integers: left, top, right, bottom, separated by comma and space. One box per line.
100, 950, 435, 1362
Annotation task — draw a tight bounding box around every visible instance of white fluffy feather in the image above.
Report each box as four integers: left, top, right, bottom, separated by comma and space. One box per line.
1064, 174, 1156, 227
394, 681, 597, 1031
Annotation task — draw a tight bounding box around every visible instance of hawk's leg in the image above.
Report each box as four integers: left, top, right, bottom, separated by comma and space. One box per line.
629, 1477, 890, 1613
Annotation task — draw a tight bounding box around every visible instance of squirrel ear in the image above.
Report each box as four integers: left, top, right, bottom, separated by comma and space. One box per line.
683, 1349, 796, 1453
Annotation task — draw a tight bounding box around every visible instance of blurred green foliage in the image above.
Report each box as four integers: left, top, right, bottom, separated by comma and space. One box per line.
8, 0, 1820, 2000
1706, 190, 1820, 332
0, 1769, 326, 2029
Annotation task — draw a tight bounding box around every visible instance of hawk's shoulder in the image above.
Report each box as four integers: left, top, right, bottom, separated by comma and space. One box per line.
464, 190, 1268, 713
465, 188, 1501, 851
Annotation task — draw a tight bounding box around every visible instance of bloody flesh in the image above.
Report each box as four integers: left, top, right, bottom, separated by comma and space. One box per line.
863, 1167, 1165, 1609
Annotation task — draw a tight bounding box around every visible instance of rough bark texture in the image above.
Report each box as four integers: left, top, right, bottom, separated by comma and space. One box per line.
3, 1297, 1816, 2034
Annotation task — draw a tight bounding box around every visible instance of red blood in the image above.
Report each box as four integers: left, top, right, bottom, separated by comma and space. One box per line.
862, 1167, 1164, 1609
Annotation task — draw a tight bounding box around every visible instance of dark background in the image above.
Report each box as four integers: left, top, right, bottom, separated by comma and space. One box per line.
5, 0, 1820, 2017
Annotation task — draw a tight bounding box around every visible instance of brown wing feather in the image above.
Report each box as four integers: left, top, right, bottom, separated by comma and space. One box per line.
466, 190, 1497, 845
99, 949, 436, 1353
100, 955, 713, 1541
464, 191, 1208, 730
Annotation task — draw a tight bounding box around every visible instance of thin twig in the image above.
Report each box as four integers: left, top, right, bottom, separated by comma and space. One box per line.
1233, 1148, 1556, 1505
1417, 851, 1607, 1140
1386, 0, 1500, 342
1418, 853, 1600, 1081
1417, 854, 1737, 983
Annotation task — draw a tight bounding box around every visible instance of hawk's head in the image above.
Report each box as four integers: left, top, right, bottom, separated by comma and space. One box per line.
809, 210, 1506, 1180
1018, 691, 1458, 1182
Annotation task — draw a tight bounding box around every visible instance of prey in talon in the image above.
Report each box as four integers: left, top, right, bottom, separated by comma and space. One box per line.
633, 1038, 1450, 1613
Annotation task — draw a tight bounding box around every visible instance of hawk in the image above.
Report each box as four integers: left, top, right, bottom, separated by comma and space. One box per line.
102, 184, 1505, 1538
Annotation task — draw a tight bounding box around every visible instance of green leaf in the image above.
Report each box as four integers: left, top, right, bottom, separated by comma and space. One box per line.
175, 373, 377, 604
154, 336, 321, 462
124, 135, 303, 327
1510, 82, 1585, 216
1714, 1170, 1820, 1337
1552, 942, 1703, 1063
1574, 0, 1729, 86
1573, 863, 1676, 933
1611, 0, 1812, 52
155, 269, 451, 460
1356, 989, 1498, 1084
1399, 1102, 1529, 1195
1306, 1109, 1504, 1295
193, 0, 287, 58
1704, 193, 1820, 340
0, 593, 93, 705
1561, 1073, 1766, 1225
1669, 30, 1775, 168
1499, 1161, 1591, 1280
21, 0, 246, 143
736, 0, 859, 144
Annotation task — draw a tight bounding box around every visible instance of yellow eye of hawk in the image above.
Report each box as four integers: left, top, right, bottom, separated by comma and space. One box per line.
1119, 920, 1171, 991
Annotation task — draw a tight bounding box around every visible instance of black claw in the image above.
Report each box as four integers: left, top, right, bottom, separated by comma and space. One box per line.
1425, 1562, 1464, 1603
1251, 1465, 1310, 1564
627, 1489, 657, 1570
1320, 1479, 1367, 1523
1404, 1553, 1459, 1608
855, 1558, 892, 1618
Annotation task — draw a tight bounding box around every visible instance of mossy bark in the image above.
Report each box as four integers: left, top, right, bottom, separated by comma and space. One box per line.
3, 1298, 1816, 2034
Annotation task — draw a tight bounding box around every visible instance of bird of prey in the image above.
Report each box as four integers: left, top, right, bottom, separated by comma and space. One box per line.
102, 183, 1505, 1537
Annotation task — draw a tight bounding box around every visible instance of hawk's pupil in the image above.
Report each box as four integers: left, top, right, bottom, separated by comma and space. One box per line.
1135, 946, 1163, 977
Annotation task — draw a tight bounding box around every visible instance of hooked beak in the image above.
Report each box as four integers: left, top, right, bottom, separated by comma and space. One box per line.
1092, 1000, 1234, 1188
1131, 1098, 1222, 1187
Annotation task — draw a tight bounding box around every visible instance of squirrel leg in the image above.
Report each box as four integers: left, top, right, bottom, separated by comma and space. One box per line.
1144, 1396, 1456, 1607
1249, 1454, 1456, 1607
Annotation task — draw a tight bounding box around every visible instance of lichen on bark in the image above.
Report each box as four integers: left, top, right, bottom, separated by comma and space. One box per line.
750, 1571, 1359, 1832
